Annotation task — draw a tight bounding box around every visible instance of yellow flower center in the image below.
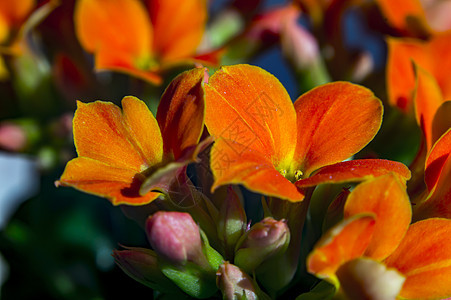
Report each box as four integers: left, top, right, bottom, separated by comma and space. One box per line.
278, 168, 304, 182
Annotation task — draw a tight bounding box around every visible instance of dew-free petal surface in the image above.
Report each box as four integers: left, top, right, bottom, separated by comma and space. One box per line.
209, 138, 303, 201
429, 32, 451, 100
386, 37, 430, 111
293, 82, 382, 176
413, 65, 443, 151
0, 0, 34, 43
375, 0, 426, 32
75, 0, 152, 71
204, 64, 297, 167
73, 99, 162, 171
385, 218, 451, 300
344, 174, 411, 260
149, 0, 206, 63
156, 68, 205, 160
59, 157, 160, 205
122, 96, 163, 167
295, 159, 411, 189
307, 214, 376, 278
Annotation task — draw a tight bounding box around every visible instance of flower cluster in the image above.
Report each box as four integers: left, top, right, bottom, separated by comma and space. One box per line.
2, 0, 451, 299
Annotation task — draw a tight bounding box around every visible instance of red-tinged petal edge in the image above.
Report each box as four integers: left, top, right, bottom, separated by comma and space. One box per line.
307, 213, 376, 279
385, 218, 451, 300
424, 128, 451, 192
95, 53, 162, 85
192, 47, 226, 66
432, 101, 451, 144
295, 159, 411, 189
156, 67, 205, 160
414, 151, 451, 220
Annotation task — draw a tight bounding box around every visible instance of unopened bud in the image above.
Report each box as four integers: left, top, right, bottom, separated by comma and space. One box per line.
112, 246, 180, 293
146, 211, 207, 267
0, 122, 27, 151
234, 217, 290, 272
217, 262, 258, 300
217, 186, 247, 259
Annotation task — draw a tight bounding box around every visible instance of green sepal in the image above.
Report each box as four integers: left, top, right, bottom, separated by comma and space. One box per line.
159, 260, 218, 299
200, 228, 224, 271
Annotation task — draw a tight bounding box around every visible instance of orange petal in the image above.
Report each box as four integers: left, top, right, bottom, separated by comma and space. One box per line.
58, 157, 160, 205
210, 138, 303, 201
156, 68, 205, 160
429, 32, 451, 101
192, 48, 226, 66
204, 64, 297, 168
424, 128, 451, 192
344, 174, 412, 260
73, 98, 163, 172
122, 96, 163, 167
307, 214, 376, 278
295, 159, 411, 189
337, 258, 405, 300
374, 0, 427, 32
75, 0, 152, 72
293, 82, 382, 177
385, 218, 451, 299
413, 65, 444, 151
432, 101, 451, 145
0, 0, 34, 43
415, 139, 451, 219
386, 37, 431, 112
149, 0, 206, 63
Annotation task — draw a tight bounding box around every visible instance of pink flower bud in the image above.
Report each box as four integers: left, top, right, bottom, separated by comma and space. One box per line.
234, 217, 290, 272
217, 262, 258, 300
146, 211, 206, 266
0, 122, 27, 151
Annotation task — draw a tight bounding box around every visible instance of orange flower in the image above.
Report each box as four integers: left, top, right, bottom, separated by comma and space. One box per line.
204, 64, 410, 201
0, 0, 34, 45
57, 68, 206, 205
403, 65, 451, 219
386, 33, 451, 112
74, 0, 217, 85
412, 65, 451, 151
308, 174, 451, 299
0, 0, 56, 79
374, 0, 428, 35
374, 0, 451, 35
